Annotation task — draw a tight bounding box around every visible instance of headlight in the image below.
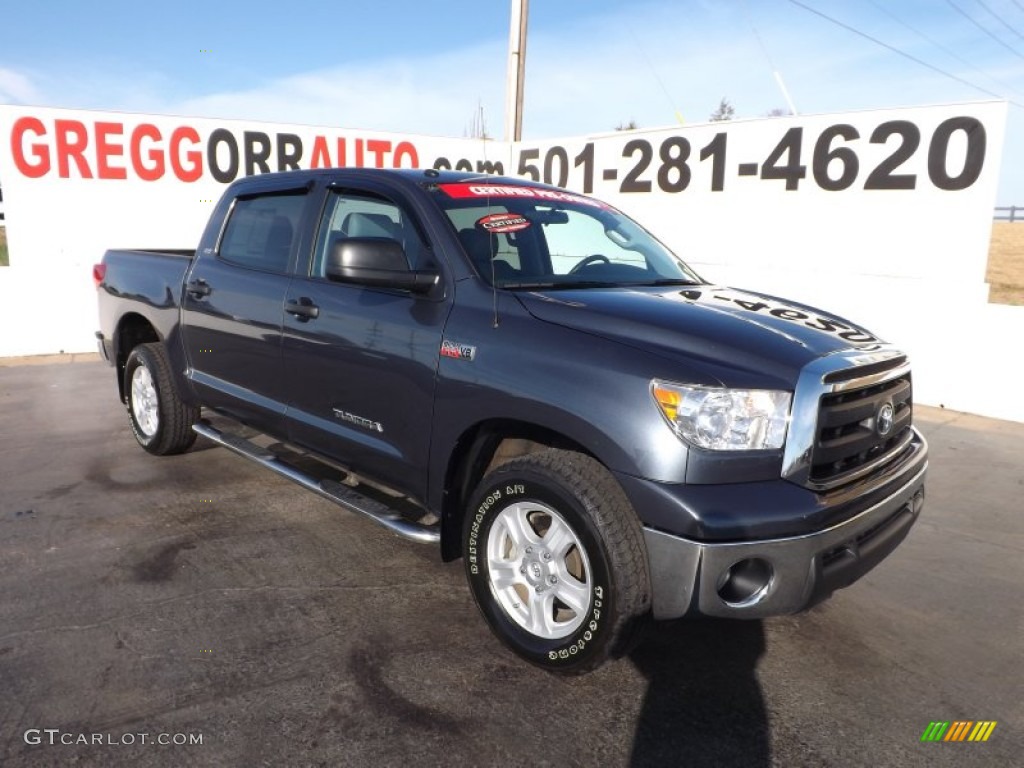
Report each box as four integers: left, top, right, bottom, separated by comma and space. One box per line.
651, 380, 791, 451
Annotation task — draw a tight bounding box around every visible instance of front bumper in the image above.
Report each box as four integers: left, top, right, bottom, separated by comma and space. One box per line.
641, 440, 927, 619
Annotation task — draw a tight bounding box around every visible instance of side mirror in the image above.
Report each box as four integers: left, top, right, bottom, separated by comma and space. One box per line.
325, 237, 438, 294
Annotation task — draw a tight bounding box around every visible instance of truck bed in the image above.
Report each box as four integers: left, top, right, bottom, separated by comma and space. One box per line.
95, 248, 196, 367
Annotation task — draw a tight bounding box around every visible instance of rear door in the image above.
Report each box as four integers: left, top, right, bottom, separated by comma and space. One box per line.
181, 184, 312, 435
281, 183, 452, 500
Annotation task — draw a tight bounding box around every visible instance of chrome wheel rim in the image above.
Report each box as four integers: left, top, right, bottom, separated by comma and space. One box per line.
131, 365, 159, 437
486, 501, 592, 640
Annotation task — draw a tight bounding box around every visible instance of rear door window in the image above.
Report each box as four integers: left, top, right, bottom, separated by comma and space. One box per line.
218, 190, 308, 273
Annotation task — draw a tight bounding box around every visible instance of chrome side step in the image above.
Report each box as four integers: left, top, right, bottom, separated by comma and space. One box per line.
192, 421, 440, 545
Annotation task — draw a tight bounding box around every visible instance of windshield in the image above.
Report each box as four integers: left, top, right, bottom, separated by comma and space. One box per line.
427, 182, 703, 289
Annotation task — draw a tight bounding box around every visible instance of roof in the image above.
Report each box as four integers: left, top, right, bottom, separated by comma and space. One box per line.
223, 167, 563, 194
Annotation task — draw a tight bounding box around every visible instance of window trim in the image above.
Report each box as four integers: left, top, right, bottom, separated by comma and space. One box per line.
214, 186, 310, 275
307, 185, 432, 281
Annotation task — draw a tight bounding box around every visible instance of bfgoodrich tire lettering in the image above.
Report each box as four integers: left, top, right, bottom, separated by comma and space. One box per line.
123, 342, 199, 456
463, 448, 651, 674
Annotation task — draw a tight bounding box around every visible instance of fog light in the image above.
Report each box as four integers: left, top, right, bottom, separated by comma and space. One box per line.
717, 558, 774, 607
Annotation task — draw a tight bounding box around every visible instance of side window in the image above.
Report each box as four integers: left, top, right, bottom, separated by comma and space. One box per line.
312, 190, 428, 278
218, 191, 307, 273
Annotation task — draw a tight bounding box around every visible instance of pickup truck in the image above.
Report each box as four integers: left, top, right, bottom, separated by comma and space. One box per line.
95, 168, 928, 674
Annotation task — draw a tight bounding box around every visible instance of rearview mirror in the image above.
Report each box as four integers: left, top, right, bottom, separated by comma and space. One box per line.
325, 237, 438, 294
533, 209, 570, 225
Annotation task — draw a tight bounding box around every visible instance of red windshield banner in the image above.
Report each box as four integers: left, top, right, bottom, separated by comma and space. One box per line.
437, 183, 612, 209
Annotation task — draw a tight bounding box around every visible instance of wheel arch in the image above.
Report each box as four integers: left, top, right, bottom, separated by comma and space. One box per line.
114, 313, 161, 401
439, 418, 598, 562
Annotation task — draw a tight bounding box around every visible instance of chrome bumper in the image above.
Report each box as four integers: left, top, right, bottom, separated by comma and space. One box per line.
644, 444, 928, 620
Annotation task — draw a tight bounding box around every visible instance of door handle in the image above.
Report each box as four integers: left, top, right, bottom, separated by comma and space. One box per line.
186, 279, 211, 298
285, 297, 320, 321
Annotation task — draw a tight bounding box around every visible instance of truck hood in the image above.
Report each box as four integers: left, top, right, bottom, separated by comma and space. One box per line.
515, 285, 883, 388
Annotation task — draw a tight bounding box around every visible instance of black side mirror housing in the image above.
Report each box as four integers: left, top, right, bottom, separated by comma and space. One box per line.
325, 237, 438, 294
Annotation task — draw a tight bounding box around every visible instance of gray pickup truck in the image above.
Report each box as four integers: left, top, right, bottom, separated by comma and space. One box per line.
95, 168, 927, 673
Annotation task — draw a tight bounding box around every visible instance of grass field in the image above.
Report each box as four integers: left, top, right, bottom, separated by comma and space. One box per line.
0, 226, 7, 268
988, 222, 1024, 305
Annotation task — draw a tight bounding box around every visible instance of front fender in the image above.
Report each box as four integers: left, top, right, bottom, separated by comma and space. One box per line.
426, 293, 694, 516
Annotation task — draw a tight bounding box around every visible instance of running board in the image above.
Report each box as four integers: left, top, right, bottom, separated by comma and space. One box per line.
192, 421, 440, 545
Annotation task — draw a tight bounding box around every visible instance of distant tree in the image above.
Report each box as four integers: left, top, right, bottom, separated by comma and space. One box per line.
615, 120, 639, 131
764, 107, 792, 118
467, 102, 490, 139
709, 98, 735, 122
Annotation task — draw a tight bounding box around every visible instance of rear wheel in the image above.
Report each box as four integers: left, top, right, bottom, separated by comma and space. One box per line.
463, 448, 650, 674
123, 342, 199, 455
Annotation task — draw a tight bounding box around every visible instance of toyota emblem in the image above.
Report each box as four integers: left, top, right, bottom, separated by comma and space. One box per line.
876, 402, 895, 437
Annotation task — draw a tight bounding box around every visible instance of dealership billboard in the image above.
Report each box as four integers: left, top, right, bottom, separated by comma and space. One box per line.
1, 101, 1020, 421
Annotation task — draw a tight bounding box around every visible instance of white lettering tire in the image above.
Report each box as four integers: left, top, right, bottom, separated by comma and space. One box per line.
463, 448, 651, 674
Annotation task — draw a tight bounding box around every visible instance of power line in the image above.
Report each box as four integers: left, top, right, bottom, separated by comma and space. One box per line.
785, 0, 1022, 107
945, 0, 1024, 61
742, 0, 780, 72
740, 0, 799, 114
622, 15, 684, 124
866, 0, 1024, 102
972, 0, 1024, 44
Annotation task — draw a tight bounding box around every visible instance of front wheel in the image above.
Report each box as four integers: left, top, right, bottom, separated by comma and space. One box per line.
123, 342, 199, 455
463, 448, 651, 674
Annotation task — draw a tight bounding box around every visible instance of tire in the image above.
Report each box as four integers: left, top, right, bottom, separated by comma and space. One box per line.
123, 342, 199, 455
463, 448, 651, 674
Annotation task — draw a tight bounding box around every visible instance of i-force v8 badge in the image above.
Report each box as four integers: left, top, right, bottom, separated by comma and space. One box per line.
441, 340, 477, 361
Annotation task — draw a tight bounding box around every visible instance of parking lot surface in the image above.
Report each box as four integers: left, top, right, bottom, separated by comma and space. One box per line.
1, 359, 1021, 767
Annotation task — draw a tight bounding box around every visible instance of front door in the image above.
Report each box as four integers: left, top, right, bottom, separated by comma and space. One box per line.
281, 186, 451, 501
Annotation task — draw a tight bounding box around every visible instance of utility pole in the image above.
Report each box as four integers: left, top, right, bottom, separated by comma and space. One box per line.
504, 0, 529, 141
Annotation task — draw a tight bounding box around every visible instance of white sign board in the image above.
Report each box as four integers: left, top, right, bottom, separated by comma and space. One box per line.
0, 106, 508, 357
517, 103, 1006, 287
0, 106, 506, 269
0, 101, 1019, 421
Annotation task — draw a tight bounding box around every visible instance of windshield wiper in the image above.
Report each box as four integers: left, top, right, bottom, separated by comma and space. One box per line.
500, 280, 623, 290
635, 278, 703, 286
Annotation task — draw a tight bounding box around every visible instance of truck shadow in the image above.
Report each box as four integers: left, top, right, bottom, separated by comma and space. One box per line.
628, 618, 768, 767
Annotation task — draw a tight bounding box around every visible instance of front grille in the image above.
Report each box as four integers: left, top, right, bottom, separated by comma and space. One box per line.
809, 372, 913, 485
822, 355, 907, 385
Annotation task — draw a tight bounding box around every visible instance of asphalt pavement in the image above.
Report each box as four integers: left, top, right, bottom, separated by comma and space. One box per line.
0, 358, 1021, 767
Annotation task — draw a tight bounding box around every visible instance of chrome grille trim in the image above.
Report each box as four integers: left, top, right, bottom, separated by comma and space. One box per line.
782, 347, 913, 491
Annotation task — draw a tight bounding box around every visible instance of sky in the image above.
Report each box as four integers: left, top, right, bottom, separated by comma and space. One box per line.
0, 0, 1022, 202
